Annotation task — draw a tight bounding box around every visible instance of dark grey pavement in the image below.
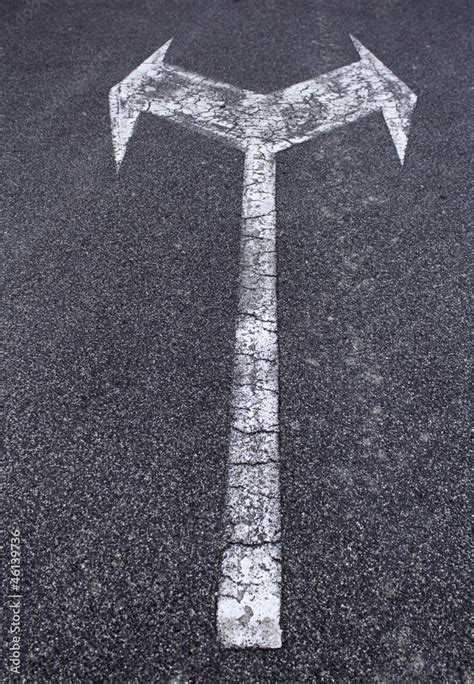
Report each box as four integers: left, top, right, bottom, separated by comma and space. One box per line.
3, 0, 471, 681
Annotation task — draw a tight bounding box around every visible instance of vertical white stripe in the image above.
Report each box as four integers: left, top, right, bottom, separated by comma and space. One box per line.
217, 144, 282, 649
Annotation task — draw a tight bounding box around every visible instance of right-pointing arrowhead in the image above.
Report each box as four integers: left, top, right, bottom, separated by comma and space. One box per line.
109, 38, 173, 172
350, 35, 417, 165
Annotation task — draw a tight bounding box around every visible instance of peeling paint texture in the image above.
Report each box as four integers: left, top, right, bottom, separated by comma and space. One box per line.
218, 544, 281, 649
109, 35, 417, 649
217, 144, 281, 648
109, 35, 416, 169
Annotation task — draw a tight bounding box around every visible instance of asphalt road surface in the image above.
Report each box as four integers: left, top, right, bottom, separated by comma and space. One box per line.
3, 0, 471, 681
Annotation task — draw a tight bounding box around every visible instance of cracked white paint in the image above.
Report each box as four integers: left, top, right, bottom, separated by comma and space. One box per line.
219, 544, 281, 649
109, 34, 417, 649
217, 143, 282, 648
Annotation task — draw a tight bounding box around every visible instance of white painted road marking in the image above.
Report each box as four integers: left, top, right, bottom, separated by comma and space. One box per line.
109, 35, 417, 649
218, 143, 281, 648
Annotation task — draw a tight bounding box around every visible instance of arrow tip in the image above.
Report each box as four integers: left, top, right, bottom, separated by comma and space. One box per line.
146, 37, 173, 67
350, 34, 417, 164
109, 38, 173, 172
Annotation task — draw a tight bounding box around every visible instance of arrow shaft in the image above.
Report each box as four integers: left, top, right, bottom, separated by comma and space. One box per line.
217, 143, 282, 649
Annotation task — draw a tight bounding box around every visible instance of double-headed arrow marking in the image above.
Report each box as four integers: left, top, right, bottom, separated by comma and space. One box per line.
110, 35, 417, 649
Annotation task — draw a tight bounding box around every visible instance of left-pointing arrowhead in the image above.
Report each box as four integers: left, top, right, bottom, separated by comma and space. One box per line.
350, 35, 417, 165
109, 38, 173, 171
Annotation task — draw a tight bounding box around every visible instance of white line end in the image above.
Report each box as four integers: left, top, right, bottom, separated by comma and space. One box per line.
217, 544, 282, 649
